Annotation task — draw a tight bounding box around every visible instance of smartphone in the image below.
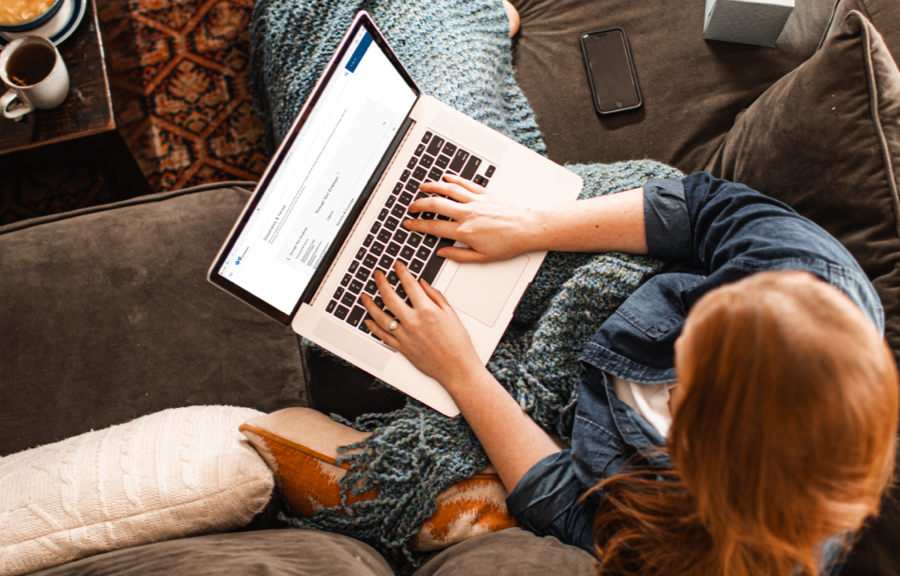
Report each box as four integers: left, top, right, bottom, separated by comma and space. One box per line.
580, 28, 642, 115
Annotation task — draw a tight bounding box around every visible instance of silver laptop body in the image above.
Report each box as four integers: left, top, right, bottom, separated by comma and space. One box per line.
208, 11, 583, 416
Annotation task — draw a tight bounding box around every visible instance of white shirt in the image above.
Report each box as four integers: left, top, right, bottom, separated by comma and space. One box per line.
610, 374, 678, 437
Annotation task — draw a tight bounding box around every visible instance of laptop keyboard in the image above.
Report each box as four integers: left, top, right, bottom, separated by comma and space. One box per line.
324, 130, 496, 339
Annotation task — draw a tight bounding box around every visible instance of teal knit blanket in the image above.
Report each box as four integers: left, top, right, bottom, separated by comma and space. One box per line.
249, 0, 682, 571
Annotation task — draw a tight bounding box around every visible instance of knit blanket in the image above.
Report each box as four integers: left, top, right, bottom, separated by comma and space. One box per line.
249, 0, 682, 571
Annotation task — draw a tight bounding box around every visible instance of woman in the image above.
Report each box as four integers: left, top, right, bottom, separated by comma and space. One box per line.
360, 171, 899, 575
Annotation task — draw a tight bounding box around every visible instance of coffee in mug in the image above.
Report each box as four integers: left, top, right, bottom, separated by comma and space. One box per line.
0, 34, 68, 120
5, 40, 56, 86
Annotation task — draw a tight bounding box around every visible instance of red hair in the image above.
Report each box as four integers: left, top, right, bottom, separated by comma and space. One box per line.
592, 271, 898, 576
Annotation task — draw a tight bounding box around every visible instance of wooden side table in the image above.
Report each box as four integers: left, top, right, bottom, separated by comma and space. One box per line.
0, 0, 152, 200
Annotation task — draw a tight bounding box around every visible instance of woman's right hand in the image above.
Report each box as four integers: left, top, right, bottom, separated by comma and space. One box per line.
404, 175, 542, 263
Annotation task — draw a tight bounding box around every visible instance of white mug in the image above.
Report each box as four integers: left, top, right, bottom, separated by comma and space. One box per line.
0, 35, 69, 120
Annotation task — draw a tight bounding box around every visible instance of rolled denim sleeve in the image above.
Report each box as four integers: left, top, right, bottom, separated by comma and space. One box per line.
643, 178, 692, 260
641, 172, 883, 333
506, 450, 598, 554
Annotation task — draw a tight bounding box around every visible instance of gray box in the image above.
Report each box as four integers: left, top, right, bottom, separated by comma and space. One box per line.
703, 0, 794, 47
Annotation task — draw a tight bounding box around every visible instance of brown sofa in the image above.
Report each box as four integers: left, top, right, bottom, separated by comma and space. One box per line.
2, 0, 899, 573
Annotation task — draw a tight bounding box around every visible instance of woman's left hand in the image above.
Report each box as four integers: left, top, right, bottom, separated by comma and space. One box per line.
361, 261, 483, 391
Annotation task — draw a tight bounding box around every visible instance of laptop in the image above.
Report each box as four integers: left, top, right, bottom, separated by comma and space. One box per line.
207, 11, 583, 417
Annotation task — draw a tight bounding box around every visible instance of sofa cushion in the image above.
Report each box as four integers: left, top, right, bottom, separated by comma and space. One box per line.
509, 0, 840, 173
239, 408, 518, 552
0, 183, 307, 457
0, 406, 274, 576
27, 530, 393, 576
824, 0, 900, 59
704, 11, 900, 365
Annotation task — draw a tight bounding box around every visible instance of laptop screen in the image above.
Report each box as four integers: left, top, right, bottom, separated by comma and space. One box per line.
216, 25, 417, 315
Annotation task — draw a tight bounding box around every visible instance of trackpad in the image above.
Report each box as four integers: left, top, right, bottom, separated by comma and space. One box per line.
443, 255, 529, 327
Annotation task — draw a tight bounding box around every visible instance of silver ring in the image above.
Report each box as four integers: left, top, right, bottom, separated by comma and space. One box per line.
388, 319, 399, 335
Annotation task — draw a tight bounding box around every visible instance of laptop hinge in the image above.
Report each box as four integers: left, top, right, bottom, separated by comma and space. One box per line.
296, 114, 418, 309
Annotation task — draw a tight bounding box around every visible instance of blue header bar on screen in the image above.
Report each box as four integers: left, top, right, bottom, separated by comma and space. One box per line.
345, 32, 373, 73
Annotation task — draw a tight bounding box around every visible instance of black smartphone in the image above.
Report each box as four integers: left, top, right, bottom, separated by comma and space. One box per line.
580, 28, 642, 115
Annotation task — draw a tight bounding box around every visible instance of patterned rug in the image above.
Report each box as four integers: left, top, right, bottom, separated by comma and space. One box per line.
1, 0, 268, 225
100, 0, 269, 192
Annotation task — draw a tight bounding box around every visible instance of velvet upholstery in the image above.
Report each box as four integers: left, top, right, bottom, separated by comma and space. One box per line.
0, 184, 307, 457
509, 0, 840, 173
705, 10, 900, 366
27, 530, 394, 576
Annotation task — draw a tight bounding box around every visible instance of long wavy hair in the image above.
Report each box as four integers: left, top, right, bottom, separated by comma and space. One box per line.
591, 271, 899, 576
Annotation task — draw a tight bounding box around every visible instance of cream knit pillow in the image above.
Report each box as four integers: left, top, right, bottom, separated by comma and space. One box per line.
0, 405, 275, 576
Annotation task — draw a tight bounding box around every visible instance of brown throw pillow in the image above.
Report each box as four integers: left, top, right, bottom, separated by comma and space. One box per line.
705, 10, 900, 363
239, 408, 518, 552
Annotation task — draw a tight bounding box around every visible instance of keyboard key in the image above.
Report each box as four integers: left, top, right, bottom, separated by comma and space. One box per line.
473, 175, 485, 186
422, 131, 432, 143
416, 246, 431, 260
349, 280, 363, 294
347, 306, 366, 327
385, 217, 399, 231
461, 156, 482, 180
436, 214, 452, 221
341, 274, 351, 287
400, 246, 415, 260
413, 166, 427, 181
355, 267, 370, 282
398, 192, 413, 206
426, 135, 445, 156
359, 319, 371, 334
420, 238, 455, 285
408, 233, 422, 248
341, 292, 356, 308
421, 212, 436, 220
407, 157, 417, 169
377, 229, 392, 243
365, 280, 377, 295
326, 300, 337, 314
409, 259, 424, 274
379, 255, 393, 269
348, 260, 359, 274
443, 142, 457, 156
363, 234, 374, 247
449, 150, 469, 172
386, 242, 401, 257
423, 235, 438, 248
485, 165, 496, 178
400, 170, 411, 182
415, 143, 425, 156
435, 154, 450, 169
374, 295, 385, 309
396, 284, 408, 299
363, 254, 378, 269
378, 208, 388, 221
385, 195, 396, 208
371, 242, 385, 256
356, 247, 367, 260
334, 305, 349, 320
482, 178, 490, 187
387, 271, 399, 286
334, 286, 345, 300
391, 205, 406, 219
394, 229, 408, 244
371, 221, 381, 234
428, 167, 443, 181
405, 180, 420, 193
420, 155, 434, 169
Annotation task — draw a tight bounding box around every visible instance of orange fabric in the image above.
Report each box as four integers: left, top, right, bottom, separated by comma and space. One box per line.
240, 421, 519, 550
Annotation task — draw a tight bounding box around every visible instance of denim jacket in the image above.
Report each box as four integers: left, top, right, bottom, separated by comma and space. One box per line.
506, 173, 883, 571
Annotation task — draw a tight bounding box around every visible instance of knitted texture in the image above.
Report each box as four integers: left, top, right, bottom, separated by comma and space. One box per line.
0, 406, 274, 576
248, 0, 682, 571
249, 0, 544, 155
